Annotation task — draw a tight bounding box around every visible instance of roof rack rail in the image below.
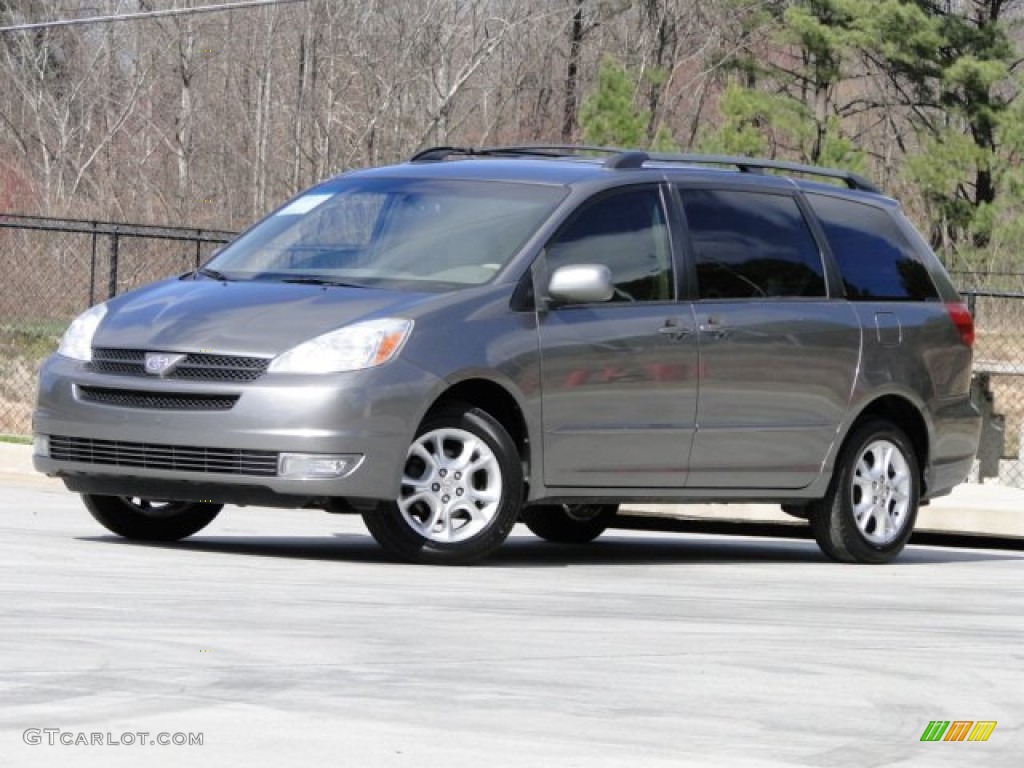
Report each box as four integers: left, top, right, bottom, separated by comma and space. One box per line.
409, 146, 477, 162
409, 144, 625, 163
479, 144, 623, 157
408, 145, 881, 194
604, 150, 881, 193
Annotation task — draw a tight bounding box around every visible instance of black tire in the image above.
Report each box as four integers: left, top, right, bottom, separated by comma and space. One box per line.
83, 494, 223, 541
361, 405, 523, 565
521, 503, 618, 543
808, 419, 920, 564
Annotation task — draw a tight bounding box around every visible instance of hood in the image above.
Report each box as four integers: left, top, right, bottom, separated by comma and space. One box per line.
93, 277, 437, 357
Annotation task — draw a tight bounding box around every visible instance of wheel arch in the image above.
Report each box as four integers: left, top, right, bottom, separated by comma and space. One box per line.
425, 377, 531, 472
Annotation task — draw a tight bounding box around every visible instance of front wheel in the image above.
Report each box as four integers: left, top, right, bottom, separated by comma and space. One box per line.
521, 504, 618, 543
808, 420, 920, 564
361, 405, 523, 564
83, 494, 223, 541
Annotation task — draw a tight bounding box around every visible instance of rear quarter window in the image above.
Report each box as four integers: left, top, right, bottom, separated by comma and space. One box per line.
806, 194, 939, 301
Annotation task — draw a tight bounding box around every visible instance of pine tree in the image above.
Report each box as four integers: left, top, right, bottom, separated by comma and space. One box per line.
866, 0, 1022, 250
699, 0, 865, 169
580, 57, 649, 148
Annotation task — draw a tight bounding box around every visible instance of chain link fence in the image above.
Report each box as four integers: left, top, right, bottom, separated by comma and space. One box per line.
0, 214, 233, 437
951, 270, 1024, 487
962, 290, 1024, 488
1, 213, 1023, 486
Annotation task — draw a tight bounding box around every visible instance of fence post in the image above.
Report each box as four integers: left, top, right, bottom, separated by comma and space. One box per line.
966, 291, 977, 318
108, 231, 119, 299
88, 222, 98, 307
195, 230, 202, 268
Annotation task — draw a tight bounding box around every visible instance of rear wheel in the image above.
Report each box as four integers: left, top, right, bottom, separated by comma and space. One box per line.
83, 494, 223, 541
808, 419, 919, 564
361, 405, 523, 564
522, 503, 618, 543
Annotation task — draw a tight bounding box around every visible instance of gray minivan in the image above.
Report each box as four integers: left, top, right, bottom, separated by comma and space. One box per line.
33, 147, 981, 564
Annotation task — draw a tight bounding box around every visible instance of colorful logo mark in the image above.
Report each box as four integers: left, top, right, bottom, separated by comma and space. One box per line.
920, 720, 997, 742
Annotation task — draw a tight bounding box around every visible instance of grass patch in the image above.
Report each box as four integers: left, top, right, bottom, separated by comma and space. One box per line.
1, 318, 67, 361
0, 434, 31, 444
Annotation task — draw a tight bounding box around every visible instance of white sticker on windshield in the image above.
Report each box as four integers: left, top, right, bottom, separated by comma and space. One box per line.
275, 194, 332, 216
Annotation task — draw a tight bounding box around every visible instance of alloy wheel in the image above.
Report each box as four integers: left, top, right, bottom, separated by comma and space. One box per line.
850, 439, 912, 545
398, 427, 503, 543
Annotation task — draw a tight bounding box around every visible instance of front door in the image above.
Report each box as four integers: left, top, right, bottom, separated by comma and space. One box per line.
538, 185, 699, 488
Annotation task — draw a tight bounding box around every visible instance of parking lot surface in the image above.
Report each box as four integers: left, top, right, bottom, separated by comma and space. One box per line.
2, 480, 1022, 767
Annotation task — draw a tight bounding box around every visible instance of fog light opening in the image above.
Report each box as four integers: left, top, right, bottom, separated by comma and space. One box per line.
278, 453, 363, 479
33, 434, 50, 458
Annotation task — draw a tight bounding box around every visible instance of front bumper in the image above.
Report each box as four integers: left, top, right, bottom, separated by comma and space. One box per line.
32, 354, 441, 505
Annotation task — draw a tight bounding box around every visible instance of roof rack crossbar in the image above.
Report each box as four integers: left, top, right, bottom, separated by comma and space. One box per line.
603, 151, 648, 169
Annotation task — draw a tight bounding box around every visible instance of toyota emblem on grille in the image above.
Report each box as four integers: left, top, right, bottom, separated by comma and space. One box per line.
144, 352, 186, 376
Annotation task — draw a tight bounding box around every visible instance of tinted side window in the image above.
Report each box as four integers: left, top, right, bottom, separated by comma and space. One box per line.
806, 194, 939, 301
679, 189, 826, 299
546, 187, 673, 302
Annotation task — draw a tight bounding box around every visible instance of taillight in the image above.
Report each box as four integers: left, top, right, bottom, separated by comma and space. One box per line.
946, 302, 974, 347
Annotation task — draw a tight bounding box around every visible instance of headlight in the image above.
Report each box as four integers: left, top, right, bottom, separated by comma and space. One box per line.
57, 303, 107, 362
268, 318, 413, 374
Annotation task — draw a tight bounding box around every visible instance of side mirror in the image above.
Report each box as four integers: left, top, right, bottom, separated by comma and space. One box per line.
547, 264, 614, 304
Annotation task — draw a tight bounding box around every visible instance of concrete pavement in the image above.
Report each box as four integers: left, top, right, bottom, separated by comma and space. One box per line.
2, 484, 1023, 767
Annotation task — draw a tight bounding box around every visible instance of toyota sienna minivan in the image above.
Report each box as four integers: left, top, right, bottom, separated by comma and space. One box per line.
33, 146, 981, 564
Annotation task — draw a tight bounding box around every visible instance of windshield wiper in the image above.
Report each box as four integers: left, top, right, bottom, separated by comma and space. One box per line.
279, 276, 365, 288
196, 267, 233, 281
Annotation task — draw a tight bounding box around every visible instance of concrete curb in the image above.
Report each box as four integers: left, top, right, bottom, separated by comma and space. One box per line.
0, 442, 33, 475
4, 442, 1021, 537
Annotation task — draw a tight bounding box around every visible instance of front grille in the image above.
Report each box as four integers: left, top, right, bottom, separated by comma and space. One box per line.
89, 348, 270, 381
79, 386, 239, 411
49, 436, 279, 476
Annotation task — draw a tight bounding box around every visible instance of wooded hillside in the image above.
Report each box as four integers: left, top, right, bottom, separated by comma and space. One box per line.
2, 1, 1022, 272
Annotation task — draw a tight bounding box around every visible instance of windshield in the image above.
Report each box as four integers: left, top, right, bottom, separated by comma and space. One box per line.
205, 177, 566, 290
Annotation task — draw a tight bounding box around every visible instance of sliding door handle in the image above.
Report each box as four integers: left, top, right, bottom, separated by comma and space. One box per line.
658, 321, 692, 341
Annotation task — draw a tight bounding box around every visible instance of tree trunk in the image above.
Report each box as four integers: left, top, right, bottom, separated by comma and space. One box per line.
562, 0, 584, 143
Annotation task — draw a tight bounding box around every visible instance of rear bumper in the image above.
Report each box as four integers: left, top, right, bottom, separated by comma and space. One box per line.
925, 395, 982, 500
925, 455, 977, 501
32, 354, 441, 503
